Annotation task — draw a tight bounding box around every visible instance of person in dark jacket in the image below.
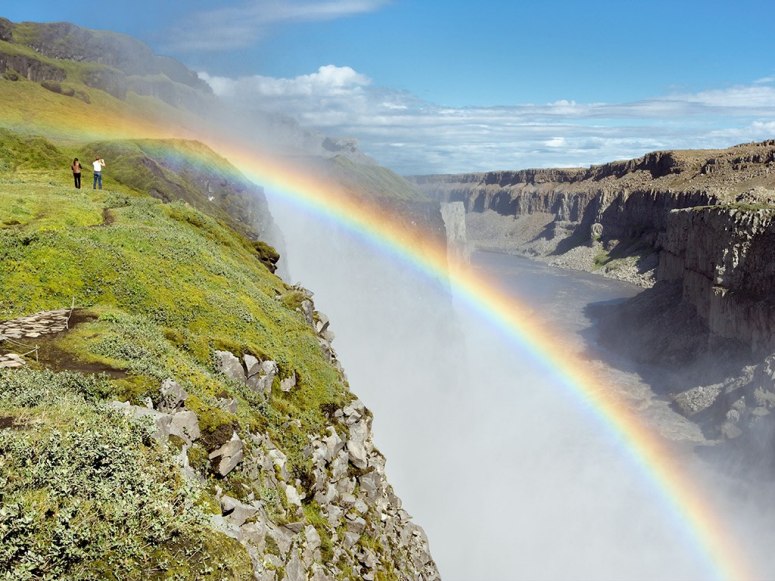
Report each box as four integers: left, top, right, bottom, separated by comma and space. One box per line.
71, 158, 82, 188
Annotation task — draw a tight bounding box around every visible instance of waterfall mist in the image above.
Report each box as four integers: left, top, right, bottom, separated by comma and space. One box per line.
260, 191, 775, 580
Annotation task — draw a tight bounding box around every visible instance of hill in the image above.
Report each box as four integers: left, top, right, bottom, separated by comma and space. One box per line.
0, 126, 438, 579
0, 18, 440, 581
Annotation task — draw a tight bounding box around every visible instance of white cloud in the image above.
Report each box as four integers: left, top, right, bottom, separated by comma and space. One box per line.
200, 67, 775, 174
168, 0, 389, 51
201, 66, 370, 98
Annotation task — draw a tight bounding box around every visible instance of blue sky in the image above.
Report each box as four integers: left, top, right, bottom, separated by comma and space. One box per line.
4, 1, 775, 174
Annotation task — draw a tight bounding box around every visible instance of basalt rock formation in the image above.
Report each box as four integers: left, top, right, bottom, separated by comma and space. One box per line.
413, 142, 775, 454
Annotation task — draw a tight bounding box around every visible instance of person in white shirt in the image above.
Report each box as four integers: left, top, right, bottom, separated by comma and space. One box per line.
92, 157, 106, 189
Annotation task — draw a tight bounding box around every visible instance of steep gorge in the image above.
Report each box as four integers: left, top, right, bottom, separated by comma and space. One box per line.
412, 141, 775, 451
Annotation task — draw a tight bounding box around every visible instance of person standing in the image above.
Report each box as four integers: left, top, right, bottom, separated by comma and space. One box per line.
71, 158, 82, 189
92, 156, 106, 189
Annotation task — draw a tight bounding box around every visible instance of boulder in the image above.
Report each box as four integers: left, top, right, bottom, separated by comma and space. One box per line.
283, 550, 306, 581
214, 350, 246, 383
285, 484, 302, 507
347, 440, 369, 470
168, 410, 200, 445
221, 495, 259, 527
209, 432, 244, 477
107, 401, 171, 442
244, 354, 261, 379
158, 378, 188, 412
304, 525, 321, 553
280, 373, 297, 393
247, 360, 278, 395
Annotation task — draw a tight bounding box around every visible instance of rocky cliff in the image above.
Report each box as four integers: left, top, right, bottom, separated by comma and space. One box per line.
0, 128, 439, 578
411, 141, 775, 251
413, 142, 775, 453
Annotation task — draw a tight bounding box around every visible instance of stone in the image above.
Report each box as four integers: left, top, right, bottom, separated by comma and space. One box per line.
107, 401, 171, 442
299, 299, 315, 327
210, 514, 241, 541
358, 472, 381, 502
158, 378, 188, 412
244, 354, 261, 378
266, 522, 294, 557
309, 564, 332, 581
314, 483, 337, 506
209, 432, 244, 477
214, 350, 246, 383
347, 440, 369, 470
353, 499, 369, 514
283, 550, 306, 581
280, 373, 297, 393
0, 360, 24, 369
221, 495, 259, 527
283, 521, 305, 534
331, 449, 349, 480
168, 410, 200, 445
247, 360, 278, 395
285, 484, 302, 507
304, 525, 321, 553
215, 397, 238, 414
343, 531, 361, 548
324, 426, 345, 459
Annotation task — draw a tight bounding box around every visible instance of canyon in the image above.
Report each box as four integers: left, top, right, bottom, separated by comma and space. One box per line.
412, 141, 775, 456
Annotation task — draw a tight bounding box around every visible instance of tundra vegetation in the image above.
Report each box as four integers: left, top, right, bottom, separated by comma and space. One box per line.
0, 129, 353, 578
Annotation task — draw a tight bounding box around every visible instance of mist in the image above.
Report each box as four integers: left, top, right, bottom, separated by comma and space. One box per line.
258, 189, 775, 580
186, 82, 775, 578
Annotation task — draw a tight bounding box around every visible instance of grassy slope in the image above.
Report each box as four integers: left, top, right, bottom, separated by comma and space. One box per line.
0, 134, 351, 577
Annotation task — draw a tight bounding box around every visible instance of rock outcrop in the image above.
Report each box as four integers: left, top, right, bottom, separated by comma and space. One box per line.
658, 206, 775, 354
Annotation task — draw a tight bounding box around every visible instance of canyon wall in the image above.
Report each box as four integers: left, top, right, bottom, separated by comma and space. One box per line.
412, 141, 775, 352
415, 142, 775, 444
658, 206, 775, 355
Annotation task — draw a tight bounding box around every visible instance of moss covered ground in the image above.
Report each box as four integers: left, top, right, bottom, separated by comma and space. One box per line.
0, 130, 351, 577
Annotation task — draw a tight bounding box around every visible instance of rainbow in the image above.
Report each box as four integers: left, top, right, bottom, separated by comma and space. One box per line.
209, 142, 757, 581
1, 114, 757, 579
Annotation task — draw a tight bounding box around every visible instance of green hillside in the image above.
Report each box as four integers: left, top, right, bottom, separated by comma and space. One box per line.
0, 129, 351, 578
0, 19, 441, 578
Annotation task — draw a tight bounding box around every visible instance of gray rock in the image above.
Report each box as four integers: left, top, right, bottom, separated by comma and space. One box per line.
244, 354, 261, 378
158, 378, 188, 412
346, 516, 367, 535
343, 531, 361, 548
221, 495, 259, 527
215, 397, 238, 414
347, 440, 369, 469
168, 410, 200, 445
214, 350, 246, 383
304, 525, 321, 553
107, 401, 171, 442
324, 426, 345, 459
209, 433, 244, 477
283, 521, 305, 534
285, 484, 302, 507
309, 564, 333, 581
280, 373, 297, 393
283, 550, 306, 581
247, 360, 278, 395
266, 522, 294, 557
331, 449, 349, 480
300, 299, 315, 327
